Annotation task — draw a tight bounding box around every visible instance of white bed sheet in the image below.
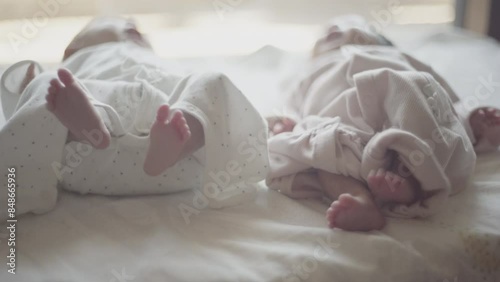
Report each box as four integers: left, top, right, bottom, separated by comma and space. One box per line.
1, 27, 500, 282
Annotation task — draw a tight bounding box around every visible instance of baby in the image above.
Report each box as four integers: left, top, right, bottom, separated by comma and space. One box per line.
0, 17, 268, 218
50, 18, 196, 176
269, 109, 500, 232
266, 18, 500, 232
24, 18, 202, 176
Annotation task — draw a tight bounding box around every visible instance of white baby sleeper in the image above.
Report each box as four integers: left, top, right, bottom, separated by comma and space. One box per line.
0, 71, 68, 218
266, 19, 476, 218
0, 42, 269, 220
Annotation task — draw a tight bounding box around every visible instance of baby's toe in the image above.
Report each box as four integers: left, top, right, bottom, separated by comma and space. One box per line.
338, 194, 356, 205
180, 124, 191, 141
489, 110, 500, 124
375, 168, 386, 178
368, 169, 385, 189
171, 111, 191, 141
48, 85, 58, 95
45, 91, 57, 104
326, 207, 335, 219
485, 107, 497, 115
328, 200, 341, 210
57, 68, 76, 86
326, 203, 340, 227
183, 126, 192, 140
477, 108, 486, 116
170, 110, 183, 124
385, 172, 402, 191
45, 92, 56, 108
155, 104, 170, 123
50, 78, 63, 90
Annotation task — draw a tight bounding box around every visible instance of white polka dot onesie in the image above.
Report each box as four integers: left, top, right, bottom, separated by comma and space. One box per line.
0, 42, 269, 219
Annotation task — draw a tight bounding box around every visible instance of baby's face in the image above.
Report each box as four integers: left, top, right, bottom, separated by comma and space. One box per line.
63, 17, 137, 60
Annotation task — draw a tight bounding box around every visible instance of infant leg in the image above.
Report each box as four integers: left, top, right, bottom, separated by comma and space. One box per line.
316, 170, 385, 232
45, 68, 111, 149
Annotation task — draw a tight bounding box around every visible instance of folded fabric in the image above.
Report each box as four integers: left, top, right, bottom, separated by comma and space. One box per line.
267, 45, 476, 218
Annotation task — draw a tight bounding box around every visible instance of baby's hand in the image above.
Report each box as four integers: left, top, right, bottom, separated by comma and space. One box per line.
266, 116, 297, 136
469, 107, 500, 151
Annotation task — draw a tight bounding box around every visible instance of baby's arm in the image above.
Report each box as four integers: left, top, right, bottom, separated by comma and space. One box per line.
266, 116, 297, 137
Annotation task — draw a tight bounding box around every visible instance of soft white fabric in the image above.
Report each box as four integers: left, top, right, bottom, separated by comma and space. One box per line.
1, 60, 44, 120
0, 72, 67, 217
0, 42, 269, 220
0, 156, 498, 282
267, 28, 476, 218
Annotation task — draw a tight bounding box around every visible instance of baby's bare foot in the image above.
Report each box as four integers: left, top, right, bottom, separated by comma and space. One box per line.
143, 105, 191, 176
45, 68, 111, 149
326, 194, 385, 231
470, 107, 500, 149
367, 168, 416, 205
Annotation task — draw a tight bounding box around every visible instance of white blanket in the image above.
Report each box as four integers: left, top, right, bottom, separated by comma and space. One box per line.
0, 42, 269, 220
267, 36, 476, 218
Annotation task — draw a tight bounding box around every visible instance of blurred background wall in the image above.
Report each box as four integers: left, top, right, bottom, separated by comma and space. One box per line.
0, 0, 490, 64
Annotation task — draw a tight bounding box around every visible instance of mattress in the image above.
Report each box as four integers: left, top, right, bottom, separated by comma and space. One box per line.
0, 26, 500, 282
